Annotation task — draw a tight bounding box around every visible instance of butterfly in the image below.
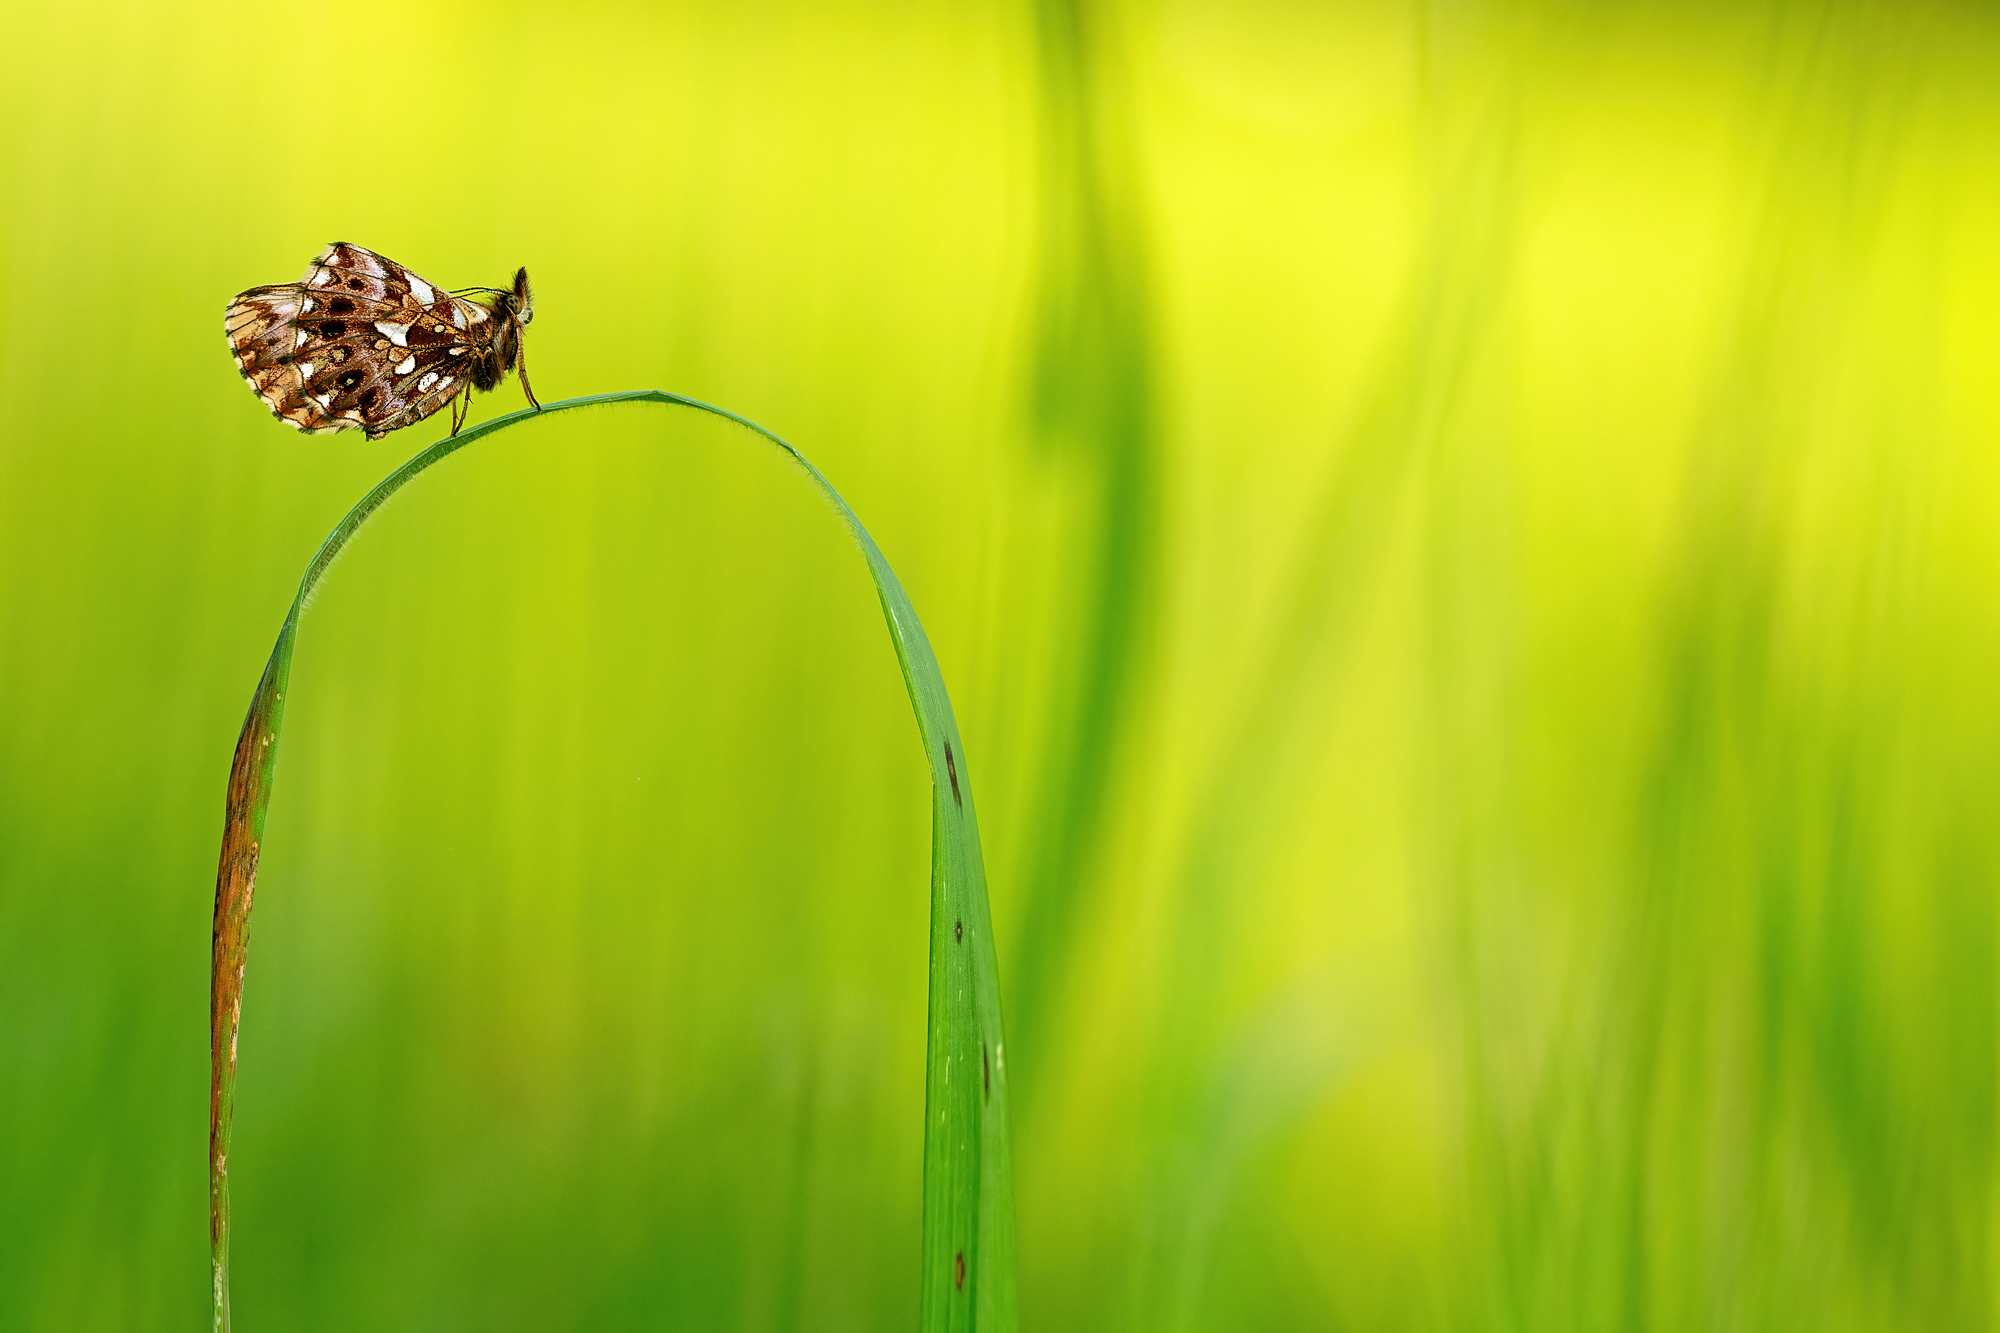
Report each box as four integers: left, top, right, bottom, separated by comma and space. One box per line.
225, 243, 541, 440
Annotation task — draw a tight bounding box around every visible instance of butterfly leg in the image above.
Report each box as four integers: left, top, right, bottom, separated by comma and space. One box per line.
517, 339, 542, 412
448, 386, 469, 437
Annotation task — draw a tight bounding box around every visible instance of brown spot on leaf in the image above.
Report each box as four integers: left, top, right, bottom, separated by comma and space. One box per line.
982, 1043, 990, 1099
954, 919, 963, 943
943, 742, 961, 807
954, 1252, 966, 1290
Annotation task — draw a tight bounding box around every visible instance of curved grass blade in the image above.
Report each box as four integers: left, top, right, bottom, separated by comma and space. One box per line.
208, 391, 1016, 1332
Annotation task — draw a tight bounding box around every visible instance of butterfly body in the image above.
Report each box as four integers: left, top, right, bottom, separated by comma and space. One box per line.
225, 243, 539, 440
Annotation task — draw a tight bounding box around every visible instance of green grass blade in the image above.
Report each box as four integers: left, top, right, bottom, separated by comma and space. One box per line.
207, 391, 1016, 1332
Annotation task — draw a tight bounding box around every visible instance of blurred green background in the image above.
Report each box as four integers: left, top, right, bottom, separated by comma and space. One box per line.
3, 1, 1997, 1328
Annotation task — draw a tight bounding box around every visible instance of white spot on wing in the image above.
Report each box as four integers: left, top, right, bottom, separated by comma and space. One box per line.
295, 329, 310, 348
448, 347, 465, 356
394, 355, 416, 374
298, 362, 315, 379
451, 304, 466, 329
465, 305, 488, 323
300, 297, 314, 314
418, 373, 438, 392
310, 269, 333, 286
375, 320, 411, 347
313, 393, 332, 410
407, 277, 435, 304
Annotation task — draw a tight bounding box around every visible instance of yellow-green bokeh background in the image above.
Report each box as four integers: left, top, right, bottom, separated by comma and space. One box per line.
3, 1, 1997, 1328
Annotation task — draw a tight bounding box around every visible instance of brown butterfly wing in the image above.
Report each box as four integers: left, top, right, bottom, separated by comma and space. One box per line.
225, 243, 497, 439
225, 283, 352, 435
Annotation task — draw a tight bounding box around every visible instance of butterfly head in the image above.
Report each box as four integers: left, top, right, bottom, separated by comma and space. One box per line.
509, 267, 534, 326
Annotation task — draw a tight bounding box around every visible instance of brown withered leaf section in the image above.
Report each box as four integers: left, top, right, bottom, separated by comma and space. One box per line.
210, 671, 282, 1270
